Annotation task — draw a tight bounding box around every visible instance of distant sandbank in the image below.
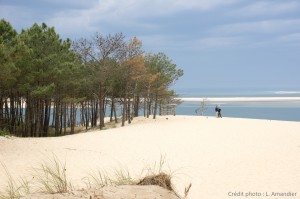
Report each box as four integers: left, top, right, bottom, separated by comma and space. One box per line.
177, 97, 300, 102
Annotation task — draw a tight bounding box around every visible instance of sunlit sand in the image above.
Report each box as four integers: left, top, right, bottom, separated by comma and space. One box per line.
1, 116, 299, 198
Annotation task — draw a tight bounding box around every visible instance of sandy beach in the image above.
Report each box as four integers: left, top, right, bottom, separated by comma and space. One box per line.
0, 116, 300, 199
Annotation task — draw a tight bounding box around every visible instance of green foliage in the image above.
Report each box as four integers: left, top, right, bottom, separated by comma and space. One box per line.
30, 83, 55, 97
0, 19, 17, 44
0, 128, 10, 136
145, 52, 184, 88
0, 19, 184, 137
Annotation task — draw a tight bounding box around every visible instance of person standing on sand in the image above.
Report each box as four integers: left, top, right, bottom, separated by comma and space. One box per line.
215, 105, 219, 118
217, 105, 222, 118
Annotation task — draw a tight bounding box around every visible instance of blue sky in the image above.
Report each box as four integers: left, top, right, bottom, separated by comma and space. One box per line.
1, 0, 300, 90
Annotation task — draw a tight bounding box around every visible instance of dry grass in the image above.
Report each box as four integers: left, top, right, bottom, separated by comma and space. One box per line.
0, 162, 31, 199
137, 155, 192, 198
33, 155, 71, 194
1, 155, 189, 198
137, 172, 173, 191
136, 155, 183, 197
83, 167, 135, 189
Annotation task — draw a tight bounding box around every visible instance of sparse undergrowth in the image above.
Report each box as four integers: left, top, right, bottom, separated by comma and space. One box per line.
0, 128, 10, 137
0, 155, 191, 199
0, 162, 31, 199
137, 172, 173, 191
33, 155, 71, 194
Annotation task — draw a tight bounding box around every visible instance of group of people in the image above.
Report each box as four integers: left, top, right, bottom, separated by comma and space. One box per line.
215, 105, 222, 118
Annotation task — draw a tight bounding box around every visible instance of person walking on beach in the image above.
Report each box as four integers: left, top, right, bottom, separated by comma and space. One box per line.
215, 105, 219, 118
217, 105, 222, 118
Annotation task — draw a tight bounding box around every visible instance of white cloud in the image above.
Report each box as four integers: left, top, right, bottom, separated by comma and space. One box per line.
92, 0, 239, 17
231, 1, 300, 17
2, 0, 299, 50
195, 36, 245, 48
214, 19, 300, 35
279, 32, 300, 42
140, 34, 246, 52
163, 0, 239, 12
44, 0, 241, 38
1, 0, 240, 38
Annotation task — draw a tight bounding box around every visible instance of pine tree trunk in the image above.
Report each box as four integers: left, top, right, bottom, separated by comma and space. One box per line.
0, 95, 3, 131
85, 101, 89, 130
110, 97, 114, 122
70, 103, 75, 134
113, 99, 118, 123
19, 97, 24, 135
147, 99, 151, 118
122, 98, 126, 127
153, 92, 158, 119
35, 99, 42, 137
63, 103, 67, 135
29, 100, 34, 137
143, 97, 146, 117
127, 97, 131, 124
134, 96, 139, 117
59, 103, 63, 135
9, 93, 15, 134
99, 83, 105, 129
80, 102, 85, 127
54, 98, 60, 136
147, 86, 151, 118
43, 99, 50, 137
24, 96, 29, 137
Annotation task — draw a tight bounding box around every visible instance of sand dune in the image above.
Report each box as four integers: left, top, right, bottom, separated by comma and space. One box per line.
0, 116, 300, 199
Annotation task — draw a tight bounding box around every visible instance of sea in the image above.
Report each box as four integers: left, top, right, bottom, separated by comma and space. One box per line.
174, 88, 300, 122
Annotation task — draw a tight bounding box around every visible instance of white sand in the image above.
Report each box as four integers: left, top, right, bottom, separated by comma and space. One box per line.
0, 116, 300, 199
178, 97, 300, 102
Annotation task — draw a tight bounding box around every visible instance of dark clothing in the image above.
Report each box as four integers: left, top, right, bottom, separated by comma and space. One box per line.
217, 108, 222, 118
215, 106, 219, 118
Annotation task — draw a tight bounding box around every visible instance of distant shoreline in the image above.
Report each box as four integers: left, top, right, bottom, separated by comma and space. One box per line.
177, 97, 300, 102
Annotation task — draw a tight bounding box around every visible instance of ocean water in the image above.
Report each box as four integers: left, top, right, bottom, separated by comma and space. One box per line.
175, 88, 300, 122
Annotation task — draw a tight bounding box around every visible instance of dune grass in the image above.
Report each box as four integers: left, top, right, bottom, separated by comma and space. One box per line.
33, 155, 71, 194
1, 155, 190, 198
137, 155, 192, 198
136, 155, 180, 194
0, 162, 31, 199
0, 155, 71, 198
83, 167, 135, 189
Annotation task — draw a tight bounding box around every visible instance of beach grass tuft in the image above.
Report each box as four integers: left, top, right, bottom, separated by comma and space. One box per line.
1, 155, 187, 198
0, 162, 31, 199
84, 167, 135, 188
33, 155, 71, 194
136, 155, 177, 192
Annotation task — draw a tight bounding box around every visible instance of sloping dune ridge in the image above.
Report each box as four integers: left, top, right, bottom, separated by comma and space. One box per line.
0, 116, 300, 199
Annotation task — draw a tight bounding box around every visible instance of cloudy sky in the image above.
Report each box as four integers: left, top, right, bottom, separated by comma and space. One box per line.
1, 0, 300, 91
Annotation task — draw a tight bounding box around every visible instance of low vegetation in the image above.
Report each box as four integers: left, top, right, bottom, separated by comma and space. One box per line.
0, 155, 191, 199
33, 156, 71, 194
